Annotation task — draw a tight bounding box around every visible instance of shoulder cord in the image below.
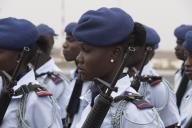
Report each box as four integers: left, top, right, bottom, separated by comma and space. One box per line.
111, 100, 127, 128
111, 100, 162, 128
17, 90, 57, 127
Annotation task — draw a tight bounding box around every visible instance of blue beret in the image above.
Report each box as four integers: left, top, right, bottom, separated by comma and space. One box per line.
65, 22, 77, 35
144, 25, 160, 49
174, 24, 192, 41
0, 17, 39, 50
183, 31, 192, 53
73, 7, 134, 46
37, 24, 57, 36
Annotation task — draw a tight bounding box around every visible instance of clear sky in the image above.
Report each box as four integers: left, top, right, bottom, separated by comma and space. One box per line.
1, 0, 192, 51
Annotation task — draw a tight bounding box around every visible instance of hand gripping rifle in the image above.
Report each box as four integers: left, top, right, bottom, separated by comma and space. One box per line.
81, 40, 135, 128
130, 47, 152, 91
0, 47, 30, 125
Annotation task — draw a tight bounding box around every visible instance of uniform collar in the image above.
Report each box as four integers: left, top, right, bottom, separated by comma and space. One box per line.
79, 81, 93, 103
142, 62, 159, 76
36, 58, 60, 74
13, 69, 36, 91
111, 75, 137, 97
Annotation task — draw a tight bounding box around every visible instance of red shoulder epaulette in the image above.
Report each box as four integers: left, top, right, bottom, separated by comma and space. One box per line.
148, 79, 162, 86
35, 90, 52, 97
47, 72, 63, 85
143, 75, 162, 87
29, 82, 53, 97
131, 99, 153, 109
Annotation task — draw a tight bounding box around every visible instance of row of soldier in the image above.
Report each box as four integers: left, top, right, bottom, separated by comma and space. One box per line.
0, 7, 191, 128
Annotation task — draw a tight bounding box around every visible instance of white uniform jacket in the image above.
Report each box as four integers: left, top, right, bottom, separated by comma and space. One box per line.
138, 63, 180, 127
0, 70, 63, 128
179, 80, 192, 128
71, 75, 165, 128
36, 59, 70, 118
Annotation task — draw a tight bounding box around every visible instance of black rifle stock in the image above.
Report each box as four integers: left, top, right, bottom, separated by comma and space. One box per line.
64, 75, 83, 128
81, 43, 135, 128
0, 47, 30, 125
131, 47, 152, 91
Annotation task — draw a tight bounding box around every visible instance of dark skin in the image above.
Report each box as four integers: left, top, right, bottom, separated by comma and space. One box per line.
126, 46, 154, 76
30, 36, 52, 70
63, 33, 81, 62
76, 43, 124, 83
126, 46, 146, 70
184, 49, 192, 79
0, 48, 29, 80
175, 40, 186, 61
37, 34, 54, 56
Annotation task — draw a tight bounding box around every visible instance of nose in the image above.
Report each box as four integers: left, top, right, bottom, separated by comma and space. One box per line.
175, 44, 180, 51
184, 57, 190, 69
63, 41, 68, 49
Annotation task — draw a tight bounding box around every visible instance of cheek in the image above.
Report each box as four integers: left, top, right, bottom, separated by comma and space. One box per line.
89, 57, 109, 77
0, 56, 17, 71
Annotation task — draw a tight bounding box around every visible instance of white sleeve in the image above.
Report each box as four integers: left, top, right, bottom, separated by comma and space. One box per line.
25, 93, 63, 128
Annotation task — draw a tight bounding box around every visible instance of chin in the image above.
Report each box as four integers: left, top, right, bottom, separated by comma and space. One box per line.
186, 74, 192, 80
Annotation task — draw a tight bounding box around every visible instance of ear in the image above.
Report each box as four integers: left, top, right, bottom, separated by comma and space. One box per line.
110, 46, 123, 63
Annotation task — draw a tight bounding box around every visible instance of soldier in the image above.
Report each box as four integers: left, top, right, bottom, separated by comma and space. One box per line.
0, 17, 62, 127
174, 25, 192, 92
62, 22, 80, 79
62, 22, 93, 128
36, 24, 58, 55
180, 30, 192, 128
126, 23, 180, 127
30, 24, 70, 119
132, 24, 180, 127
70, 7, 164, 128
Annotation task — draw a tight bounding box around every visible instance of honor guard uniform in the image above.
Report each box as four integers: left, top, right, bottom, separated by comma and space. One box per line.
63, 22, 94, 127
179, 31, 192, 128
174, 25, 192, 92
137, 25, 180, 127
34, 24, 70, 119
0, 17, 62, 128
70, 7, 165, 128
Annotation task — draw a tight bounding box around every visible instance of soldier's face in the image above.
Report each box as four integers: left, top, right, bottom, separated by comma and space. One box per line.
175, 40, 186, 61
0, 48, 19, 74
126, 46, 146, 68
184, 50, 192, 79
76, 43, 120, 82
63, 34, 81, 61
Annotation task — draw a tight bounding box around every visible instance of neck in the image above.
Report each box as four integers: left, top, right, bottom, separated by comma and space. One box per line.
33, 53, 51, 70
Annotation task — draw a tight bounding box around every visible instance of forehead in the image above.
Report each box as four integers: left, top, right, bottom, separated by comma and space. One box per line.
0, 48, 20, 54
176, 39, 184, 45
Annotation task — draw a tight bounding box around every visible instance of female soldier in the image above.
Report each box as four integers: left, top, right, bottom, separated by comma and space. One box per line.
0, 17, 62, 128
180, 30, 192, 128
70, 7, 164, 128
127, 24, 180, 128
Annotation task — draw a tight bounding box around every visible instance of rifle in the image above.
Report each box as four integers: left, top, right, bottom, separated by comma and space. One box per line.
63, 74, 83, 128
81, 40, 135, 128
0, 47, 30, 125
130, 47, 152, 91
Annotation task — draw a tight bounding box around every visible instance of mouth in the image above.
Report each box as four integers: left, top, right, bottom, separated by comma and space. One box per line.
77, 67, 86, 74
185, 68, 192, 75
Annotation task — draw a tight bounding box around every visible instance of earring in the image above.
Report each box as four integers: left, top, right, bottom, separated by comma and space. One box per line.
110, 59, 114, 63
